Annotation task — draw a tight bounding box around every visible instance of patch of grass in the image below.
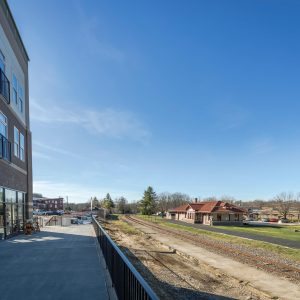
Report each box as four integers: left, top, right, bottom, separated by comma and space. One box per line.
111, 218, 140, 235
134, 215, 300, 262
216, 225, 300, 242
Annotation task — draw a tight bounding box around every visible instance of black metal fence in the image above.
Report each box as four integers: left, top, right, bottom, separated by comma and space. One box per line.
0, 134, 11, 161
92, 217, 159, 300
0, 69, 10, 104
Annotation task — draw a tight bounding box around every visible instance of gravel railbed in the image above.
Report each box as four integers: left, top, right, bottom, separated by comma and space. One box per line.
104, 221, 271, 300
133, 218, 300, 283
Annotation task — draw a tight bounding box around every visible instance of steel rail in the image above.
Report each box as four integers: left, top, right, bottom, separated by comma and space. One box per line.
125, 215, 300, 280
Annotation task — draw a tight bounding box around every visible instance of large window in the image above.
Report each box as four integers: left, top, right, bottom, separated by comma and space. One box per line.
20, 133, 25, 161
12, 74, 18, 105
0, 112, 7, 138
12, 74, 24, 113
14, 127, 19, 157
18, 86, 23, 113
0, 50, 5, 72
0, 188, 4, 240
14, 127, 25, 161
17, 192, 24, 230
5, 189, 16, 236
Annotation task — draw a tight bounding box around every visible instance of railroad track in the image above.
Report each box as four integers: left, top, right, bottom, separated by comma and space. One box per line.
131, 248, 197, 291
125, 215, 300, 281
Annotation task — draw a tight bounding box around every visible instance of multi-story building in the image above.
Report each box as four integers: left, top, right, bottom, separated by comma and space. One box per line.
0, 0, 32, 239
33, 197, 64, 212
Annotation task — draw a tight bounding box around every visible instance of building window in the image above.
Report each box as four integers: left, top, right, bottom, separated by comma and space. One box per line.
20, 133, 25, 161
0, 112, 7, 138
14, 127, 19, 157
13, 127, 25, 161
0, 50, 5, 72
11, 74, 24, 113
12, 74, 18, 105
18, 86, 23, 113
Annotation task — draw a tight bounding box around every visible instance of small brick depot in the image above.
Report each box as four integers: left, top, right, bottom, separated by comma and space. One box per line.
167, 201, 245, 225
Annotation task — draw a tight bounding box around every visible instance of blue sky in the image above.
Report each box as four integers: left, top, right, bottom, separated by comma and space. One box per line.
9, 0, 300, 202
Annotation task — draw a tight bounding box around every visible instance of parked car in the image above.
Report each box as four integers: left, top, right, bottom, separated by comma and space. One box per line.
278, 218, 289, 223
261, 218, 269, 222
269, 218, 279, 223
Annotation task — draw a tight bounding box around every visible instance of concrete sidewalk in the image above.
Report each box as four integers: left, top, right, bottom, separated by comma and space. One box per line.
0, 225, 109, 300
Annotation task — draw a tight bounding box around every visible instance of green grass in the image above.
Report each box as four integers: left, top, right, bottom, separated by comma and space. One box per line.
134, 214, 300, 262
216, 225, 300, 242
110, 217, 140, 235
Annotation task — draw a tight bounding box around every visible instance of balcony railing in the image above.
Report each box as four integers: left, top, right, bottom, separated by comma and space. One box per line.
0, 69, 10, 104
0, 134, 11, 162
92, 216, 159, 300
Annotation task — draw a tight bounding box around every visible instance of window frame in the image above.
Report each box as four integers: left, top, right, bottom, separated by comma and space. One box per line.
12, 74, 18, 105
19, 133, 25, 161
14, 127, 19, 158
0, 111, 7, 138
18, 85, 23, 113
0, 50, 5, 72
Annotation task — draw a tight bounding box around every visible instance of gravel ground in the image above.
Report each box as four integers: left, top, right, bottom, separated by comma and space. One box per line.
103, 220, 273, 300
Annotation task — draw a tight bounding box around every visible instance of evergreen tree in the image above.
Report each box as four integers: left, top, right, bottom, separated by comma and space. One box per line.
140, 186, 157, 215
103, 193, 115, 210
92, 196, 100, 209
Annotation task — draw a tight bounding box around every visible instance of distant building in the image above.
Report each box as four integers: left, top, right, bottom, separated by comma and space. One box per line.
0, 0, 32, 239
167, 201, 245, 225
33, 197, 64, 211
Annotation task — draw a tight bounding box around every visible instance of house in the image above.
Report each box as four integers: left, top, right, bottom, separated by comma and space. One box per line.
0, 0, 32, 239
167, 201, 245, 225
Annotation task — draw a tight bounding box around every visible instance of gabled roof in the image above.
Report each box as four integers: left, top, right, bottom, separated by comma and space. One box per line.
169, 201, 245, 214
168, 203, 189, 212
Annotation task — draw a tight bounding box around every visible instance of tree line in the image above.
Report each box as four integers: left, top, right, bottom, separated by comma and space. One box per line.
65, 188, 300, 218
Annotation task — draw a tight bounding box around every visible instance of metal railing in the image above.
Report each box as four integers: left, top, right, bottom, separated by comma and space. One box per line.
0, 134, 11, 161
0, 69, 10, 104
92, 217, 159, 300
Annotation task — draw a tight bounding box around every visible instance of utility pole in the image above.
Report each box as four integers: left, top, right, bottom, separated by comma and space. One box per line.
90, 197, 93, 213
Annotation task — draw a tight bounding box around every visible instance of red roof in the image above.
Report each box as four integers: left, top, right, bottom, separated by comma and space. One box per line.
168, 203, 189, 212
169, 201, 245, 214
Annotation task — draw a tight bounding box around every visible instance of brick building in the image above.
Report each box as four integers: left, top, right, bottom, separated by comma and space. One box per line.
33, 197, 64, 211
0, 0, 32, 239
167, 201, 245, 225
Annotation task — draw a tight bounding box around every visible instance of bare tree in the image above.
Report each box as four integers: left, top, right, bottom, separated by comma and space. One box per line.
274, 192, 294, 219
219, 195, 236, 204
115, 197, 127, 214
157, 192, 170, 212
156, 192, 191, 212
295, 193, 300, 222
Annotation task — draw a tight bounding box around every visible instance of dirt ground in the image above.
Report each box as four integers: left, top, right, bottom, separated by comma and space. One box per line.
103, 220, 274, 300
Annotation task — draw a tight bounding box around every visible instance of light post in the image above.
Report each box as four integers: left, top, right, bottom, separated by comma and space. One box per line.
65, 195, 68, 212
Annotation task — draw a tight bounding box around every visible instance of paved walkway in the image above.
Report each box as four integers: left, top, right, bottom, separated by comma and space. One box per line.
0, 225, 109, 300
167, 220, 300, 249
